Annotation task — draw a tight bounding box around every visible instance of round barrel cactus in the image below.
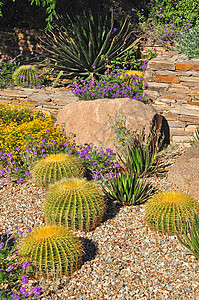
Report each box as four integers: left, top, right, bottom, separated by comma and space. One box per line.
145, 191, 199, 235
44, 177, 106, 232
32, 153, 85, 188
18, 225, 83, 279
12, 65, 44, 87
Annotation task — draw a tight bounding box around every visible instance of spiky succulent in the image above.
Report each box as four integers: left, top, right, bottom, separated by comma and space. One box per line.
44, 177, 106, 231
41, 10, 142, 78
177, 213, 199, 260
12, 65, 44, 87
32, 153, 85, 188
104, 171, 153, 206
145, 191, 199, 235
18, 225, 83, 279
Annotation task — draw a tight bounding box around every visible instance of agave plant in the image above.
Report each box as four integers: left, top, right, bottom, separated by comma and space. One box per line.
177, 213, 199, 260
41, 10, 144, 78
104, 170, 153, 206
118, 129, 164, 178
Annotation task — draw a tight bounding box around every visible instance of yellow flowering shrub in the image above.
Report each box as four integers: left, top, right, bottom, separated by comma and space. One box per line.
0, 101, 39, 125
0, 116, 68, 158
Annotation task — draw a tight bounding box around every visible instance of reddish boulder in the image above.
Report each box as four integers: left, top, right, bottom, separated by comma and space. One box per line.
167, 142, 199, 201
56, 98, 166, 151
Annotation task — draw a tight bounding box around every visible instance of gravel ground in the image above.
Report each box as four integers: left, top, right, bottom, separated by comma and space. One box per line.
0, 145, 199, 300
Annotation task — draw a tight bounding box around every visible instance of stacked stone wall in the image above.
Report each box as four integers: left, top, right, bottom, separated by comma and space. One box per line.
0, 28, 44, 59
144, 52, 199, 145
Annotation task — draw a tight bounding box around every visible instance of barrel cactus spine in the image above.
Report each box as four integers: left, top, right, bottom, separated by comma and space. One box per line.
145, 191, 199, 235
18, 225, 83, 279
32, 153, 85, 188
44, 177, 106, 232
12, 65, 44, 87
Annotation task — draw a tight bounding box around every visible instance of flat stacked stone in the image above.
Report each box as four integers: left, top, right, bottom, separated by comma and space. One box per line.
144, 52, 199, 145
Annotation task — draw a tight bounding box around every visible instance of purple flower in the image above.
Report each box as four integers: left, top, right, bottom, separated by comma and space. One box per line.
0, 242, 5, 249
7, 265, 14, 272
21, 275, 29, 285
22, 261, 31, 270
19, 231, 23, 235
15, 147, 20, 151
46, 128, 49, 132
12, 294, 20, 300
32, 286, 42, 295
25, 171, 30, 176
20, 286, 30, 296
33, 150, 37, 155
115, 163, 120, 168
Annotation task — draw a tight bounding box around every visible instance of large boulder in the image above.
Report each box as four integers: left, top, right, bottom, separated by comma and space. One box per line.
167, 142, 199, 201
56, 98, 168, 151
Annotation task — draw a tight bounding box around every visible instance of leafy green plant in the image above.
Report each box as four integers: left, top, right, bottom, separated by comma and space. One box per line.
32, 153, 85, 188
41, 9, 142, 79
145, 191, 199, 235
104, 170, 153, 206
177, 213, 199, 260
18, 225, 82, 279
190, 126, 199, 145
176, 25, 199, 58
44, 178, 106, 231
12, 65, 45, 87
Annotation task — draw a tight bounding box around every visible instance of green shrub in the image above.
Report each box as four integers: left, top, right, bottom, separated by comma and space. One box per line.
44, 178, 106, 231
148, 0, 199, 29
176, 25, 199, 58
145, 191, 199, 235
190, 126, 199, 145
18, 225, 83, 279
32, 153, 85, 188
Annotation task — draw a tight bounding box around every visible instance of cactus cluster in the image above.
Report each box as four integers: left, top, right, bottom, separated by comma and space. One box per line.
18, 225, 83, 279
12, 65, 44, 87
145, 191, 199, 235
44, 177, 106, 232
32, 153, 85, 188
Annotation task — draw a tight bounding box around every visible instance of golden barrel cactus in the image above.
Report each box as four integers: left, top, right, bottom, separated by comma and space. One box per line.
18, 225, 83, 279
32, 153, 85, 188
12, 65, 44, 87
44, 177, 106, 232
145, 191, 199, 235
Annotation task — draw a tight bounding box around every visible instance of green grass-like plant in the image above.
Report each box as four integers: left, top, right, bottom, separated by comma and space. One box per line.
44, 177, 106, 232
190, 126, 199, 145
12, 65, 44, 87
177, 213, 199, 260
104, 171, 153, 206
145, 191, 199, 235
32, 153, 85, 188
18, 225, 83, 279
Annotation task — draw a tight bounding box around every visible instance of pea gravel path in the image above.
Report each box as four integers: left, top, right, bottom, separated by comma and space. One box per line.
0, 145, 198, 300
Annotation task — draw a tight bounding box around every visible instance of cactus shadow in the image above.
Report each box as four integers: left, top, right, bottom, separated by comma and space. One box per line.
102, 198, 121, 223
80, 238, 98, 263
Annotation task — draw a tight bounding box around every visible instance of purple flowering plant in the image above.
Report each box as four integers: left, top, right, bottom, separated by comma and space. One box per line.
70, 67, 145, 101
0, 227, 43, 299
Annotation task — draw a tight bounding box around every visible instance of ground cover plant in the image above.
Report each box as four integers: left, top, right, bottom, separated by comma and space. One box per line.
0, 227, 43, 299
